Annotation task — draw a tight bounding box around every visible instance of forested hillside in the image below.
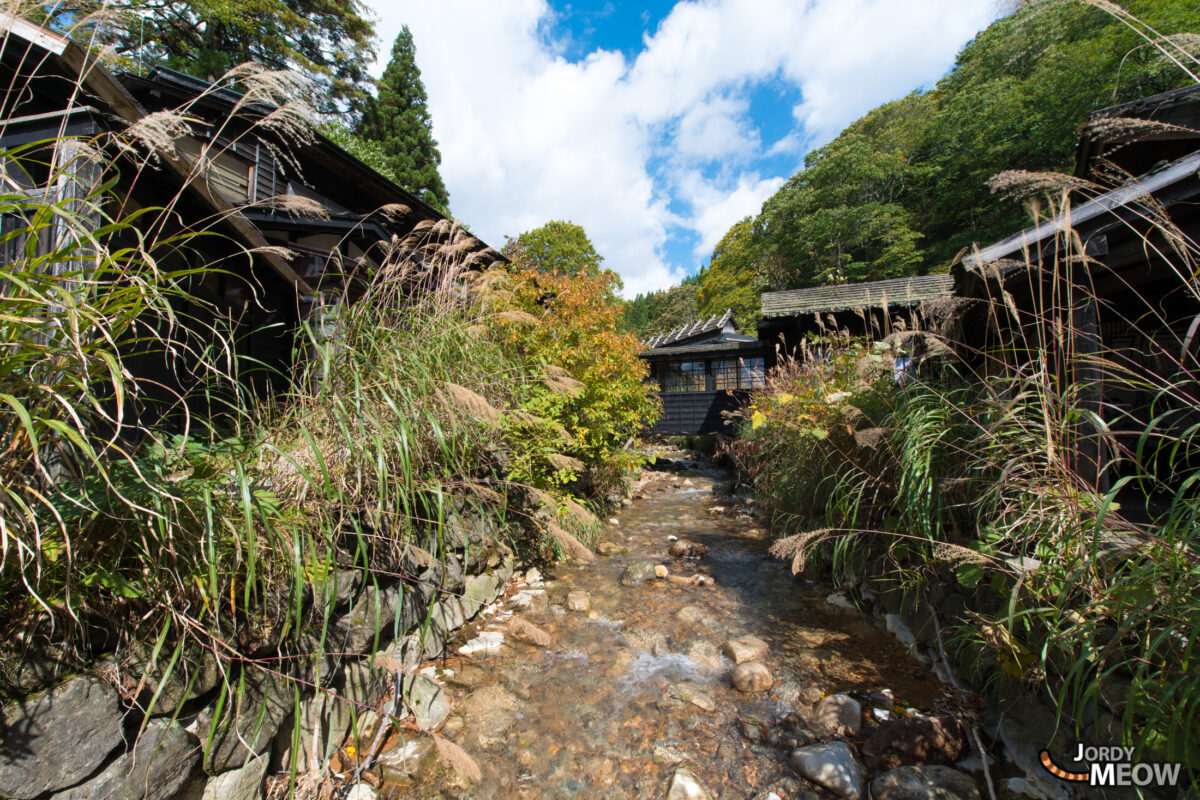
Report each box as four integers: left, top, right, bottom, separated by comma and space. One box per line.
627, 0, 1200, 336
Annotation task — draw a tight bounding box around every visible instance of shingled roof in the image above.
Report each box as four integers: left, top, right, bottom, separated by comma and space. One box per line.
760, 275, 954, 319
643, 309, 736, 349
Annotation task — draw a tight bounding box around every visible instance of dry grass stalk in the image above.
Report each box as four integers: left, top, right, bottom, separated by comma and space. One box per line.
433, 734, 481, 783
546, 522, 595, 563
496, 310, 538, 326
546, 453, 584, 474
545, 376, 584, 396
509, 616, 551, 647
769, 529, 832, 574
563, 497, 598, 529
437, 382, 501, 426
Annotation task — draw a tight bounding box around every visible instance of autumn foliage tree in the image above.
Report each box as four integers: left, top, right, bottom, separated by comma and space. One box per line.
489, 244, 658, 496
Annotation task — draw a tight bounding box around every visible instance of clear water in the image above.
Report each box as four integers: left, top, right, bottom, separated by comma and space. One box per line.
374, 460, 948, 799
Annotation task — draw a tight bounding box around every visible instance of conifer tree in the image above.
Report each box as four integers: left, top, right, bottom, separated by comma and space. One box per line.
358, 27, 450, 214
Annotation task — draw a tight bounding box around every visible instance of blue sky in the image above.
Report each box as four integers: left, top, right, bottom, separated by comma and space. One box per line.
366, 0, 1001, 296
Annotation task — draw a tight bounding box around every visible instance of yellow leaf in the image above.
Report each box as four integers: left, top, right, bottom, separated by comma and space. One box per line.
751, 410, 767, 430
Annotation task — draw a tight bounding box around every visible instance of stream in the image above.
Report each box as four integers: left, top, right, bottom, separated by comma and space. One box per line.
351, 454, 978, 799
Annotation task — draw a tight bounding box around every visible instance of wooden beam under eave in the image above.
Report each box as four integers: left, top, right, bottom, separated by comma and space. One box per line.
53, 35, 314, 297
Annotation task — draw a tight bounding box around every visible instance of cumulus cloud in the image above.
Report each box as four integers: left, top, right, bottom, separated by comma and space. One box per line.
368, 0, 997, 295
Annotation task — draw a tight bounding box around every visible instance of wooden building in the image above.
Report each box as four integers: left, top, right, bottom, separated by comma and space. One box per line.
757, 274, 957, 362
640, 311, 771, 435
955, 83, 1200, 489
0, 16, 498, 426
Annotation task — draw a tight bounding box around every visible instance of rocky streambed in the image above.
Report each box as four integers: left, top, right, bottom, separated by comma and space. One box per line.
328, 454, 991, 800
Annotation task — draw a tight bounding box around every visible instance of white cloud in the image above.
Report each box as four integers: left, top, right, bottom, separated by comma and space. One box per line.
367, 0, 998, 295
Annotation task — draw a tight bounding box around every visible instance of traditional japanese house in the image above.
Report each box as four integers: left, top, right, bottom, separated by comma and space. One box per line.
757, 274, 957, 366
640, 311, 771, 435
0, 16, 499, 426
955, 83, 1200, 490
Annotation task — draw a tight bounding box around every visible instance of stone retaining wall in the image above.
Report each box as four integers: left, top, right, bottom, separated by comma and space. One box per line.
0, 509, 517, 800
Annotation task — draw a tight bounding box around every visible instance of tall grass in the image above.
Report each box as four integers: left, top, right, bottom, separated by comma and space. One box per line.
0, 16, 652, 795
740, 181, 1200, 780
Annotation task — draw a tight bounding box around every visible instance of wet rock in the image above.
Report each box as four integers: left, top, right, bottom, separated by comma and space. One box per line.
345, 784, 376, 800
653, 744, 689, 764
871, 765, 981, 800
200, 757, 266, 800
771, 678, 805, 706
460, 685, 520, 747
596, 541, 626, 556
0, 676, 126, 798
792, 647, 834, 671
815, 693, 862, 736
655, 565, 670, 579
721, 635, 768, 664
666, 767, 713, 800
458, 631, 505, 656
524, 567, 543, 584
824, 591, 858, 615
49, 720, 200, 800
374, 735, 435, 782
668, 540, 709, 558
667, 682, 716, 712
567, 591, 591, 612
509, 588, 547, 611
621, 560, 658, 586
790, 741, 866, 800
401, 673, 451, 731
863, 715, 968, 770
731, 661, 773, 693
623, 628, 670, 656
685, 641, 722, 670
740, 719, 769, 743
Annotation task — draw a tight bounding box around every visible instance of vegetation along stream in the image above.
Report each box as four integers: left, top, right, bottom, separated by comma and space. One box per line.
336, 453, 979, 800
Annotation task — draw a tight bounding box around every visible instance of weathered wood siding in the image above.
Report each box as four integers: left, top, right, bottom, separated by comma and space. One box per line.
647, 390, 746, 436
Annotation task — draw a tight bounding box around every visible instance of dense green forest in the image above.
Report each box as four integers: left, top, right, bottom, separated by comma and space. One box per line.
625, 0, 1200, 337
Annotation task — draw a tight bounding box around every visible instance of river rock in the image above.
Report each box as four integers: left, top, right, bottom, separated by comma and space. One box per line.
621, 561, 658, 586
790, 741, 866, 800
401, 673, 451, 731
815, 693, 862, 735
0, 676, 126, 798
524, 567, 542, 584
458, 631, 505, 656
731, 661, 773, 693
870, 765, 981, 800
675, 605, 716, 628
623, 628, 670, 656
668, 540, 709, 558
667, 682, 716, 712
666, 767, 713, 800
49, 720, 200, 800
200, 757, 265, 800
655, 564, 670, 578
721, 635, 768, 664
344, 784, 376, 800
374, 735, 435, 782
460, 685, 521, 747
596, 541, 626, 556
566, 591, 590, 611
863, 714, 967, 770
685, 641, 722, 670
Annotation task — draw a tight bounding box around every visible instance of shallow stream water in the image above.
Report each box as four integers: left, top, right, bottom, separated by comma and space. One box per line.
369, 457, 960, 799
